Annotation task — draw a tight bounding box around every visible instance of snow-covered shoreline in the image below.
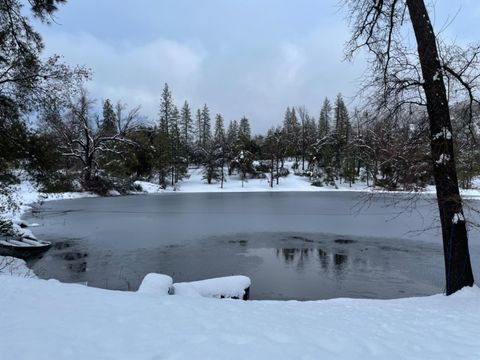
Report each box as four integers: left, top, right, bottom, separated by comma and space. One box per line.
0, 275, 479, 360
0, 178, 98, 276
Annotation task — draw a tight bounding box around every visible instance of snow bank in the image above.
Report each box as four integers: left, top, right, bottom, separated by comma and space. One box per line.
137, 273, 173, 296
1, 276, 479, 360
173, 275, 251, 299
0, 256, 36, 278
0, 176, 97, 223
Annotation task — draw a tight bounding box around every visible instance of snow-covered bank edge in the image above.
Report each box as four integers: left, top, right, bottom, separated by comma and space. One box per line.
1, 275, 479, 360
0, 178, 98, 276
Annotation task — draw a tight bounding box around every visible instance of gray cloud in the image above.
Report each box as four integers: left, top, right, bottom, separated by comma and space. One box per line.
38, 0, 480, 133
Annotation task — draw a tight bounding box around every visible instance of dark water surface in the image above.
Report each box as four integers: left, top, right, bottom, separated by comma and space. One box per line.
24, 192, 480, 300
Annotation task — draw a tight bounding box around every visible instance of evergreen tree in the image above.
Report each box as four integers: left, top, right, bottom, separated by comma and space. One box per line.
201, 143, 224, 185
283, 107, 301, 161
226, 120, 239, 174
195, 108, 203, 146
227, 120, 239, 146
334, 94, 350, 149
101, 99, 117, 135
213, 114, 227, 187
157, 83, 174, 186
180, 100, 194, 165
159, 83, 174, 135
239, 116, 251, 141
214, 114, 226, 144
318, 98, 332, 138
169, 105, 186, 186
201, 104, 211, 148
333, 93, 350, 178
264, 127, 286, 186
231, 150, 254, 188
303, 112, 318, 171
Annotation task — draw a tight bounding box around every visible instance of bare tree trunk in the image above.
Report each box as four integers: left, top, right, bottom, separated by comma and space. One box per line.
270, 157, 274, 188
171, 139, 175, 187
407, 0, 474, 294
276, 158, 280, 185
221, 159, 225, 189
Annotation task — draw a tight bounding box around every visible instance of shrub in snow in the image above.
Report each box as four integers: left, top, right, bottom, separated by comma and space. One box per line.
253, 161, 271, 174
0, 256, 36, 278
277, 167, 289, 177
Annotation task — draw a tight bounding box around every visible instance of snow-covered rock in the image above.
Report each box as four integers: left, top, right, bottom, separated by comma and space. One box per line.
137, 273, 173, 296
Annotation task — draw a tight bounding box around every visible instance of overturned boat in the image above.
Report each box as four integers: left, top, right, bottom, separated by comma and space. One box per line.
0, 238, 52, 259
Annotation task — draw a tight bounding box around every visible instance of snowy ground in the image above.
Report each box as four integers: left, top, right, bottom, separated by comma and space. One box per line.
136, 167, 375, 194
135, 164, 480, 198
0, 276, 479, 360
2, 171, 480, 359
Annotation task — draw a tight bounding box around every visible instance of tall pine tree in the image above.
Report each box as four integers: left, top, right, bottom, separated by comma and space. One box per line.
101, 99, 117, 136
318, 98, 332, 139
157, 83, 174, 186
333, 93, 351, 181
201, 104, 211, 148
180, 100, 194, 165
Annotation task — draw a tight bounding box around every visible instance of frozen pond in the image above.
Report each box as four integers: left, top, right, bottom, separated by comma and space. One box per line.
24, 192, 480, 300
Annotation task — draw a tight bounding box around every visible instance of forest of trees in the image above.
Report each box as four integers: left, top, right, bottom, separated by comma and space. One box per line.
3, 74, 480, 196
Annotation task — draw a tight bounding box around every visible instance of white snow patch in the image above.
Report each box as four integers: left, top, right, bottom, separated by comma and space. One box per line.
436, 154, 450, 165
433, 69, 442, 81
433, 127, 452, 140
452, 213, 465, 224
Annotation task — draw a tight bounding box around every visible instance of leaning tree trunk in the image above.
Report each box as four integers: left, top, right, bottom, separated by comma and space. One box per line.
407, 0, 474, 295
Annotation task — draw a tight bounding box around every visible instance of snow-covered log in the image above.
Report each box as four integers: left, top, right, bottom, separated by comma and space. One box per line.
173, 275, 251, 300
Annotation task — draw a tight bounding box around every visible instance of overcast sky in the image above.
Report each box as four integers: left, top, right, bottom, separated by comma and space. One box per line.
36, 0, 480, 133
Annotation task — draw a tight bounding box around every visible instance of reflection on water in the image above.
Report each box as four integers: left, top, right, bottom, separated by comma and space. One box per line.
27, 231, 450, 300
